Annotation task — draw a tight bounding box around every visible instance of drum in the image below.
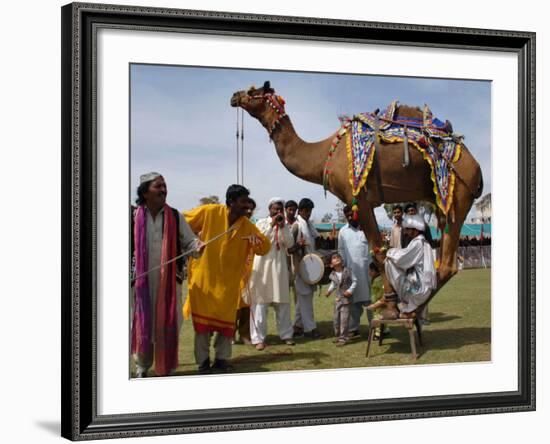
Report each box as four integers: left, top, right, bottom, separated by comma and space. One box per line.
298, 254, 325, 285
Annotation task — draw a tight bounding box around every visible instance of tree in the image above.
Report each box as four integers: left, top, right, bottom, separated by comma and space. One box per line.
199, 195, 220, 205
321, 212, 333, 223
334, 201, 347, 223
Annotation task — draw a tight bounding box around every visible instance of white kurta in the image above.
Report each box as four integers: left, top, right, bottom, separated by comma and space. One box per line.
338, 224, 371, 304
389, 223, 402, 248
293, 215, 320, 295
248, 217, 295, 304
292, 216, 320, 332
384, 234, 437, 313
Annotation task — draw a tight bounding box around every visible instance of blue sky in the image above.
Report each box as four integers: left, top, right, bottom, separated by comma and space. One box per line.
130, 64, 491, 225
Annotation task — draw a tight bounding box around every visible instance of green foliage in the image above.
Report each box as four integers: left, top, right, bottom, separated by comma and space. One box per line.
334, 201, 347, 223
199, 195, 220, 205
321, 212, 333, 223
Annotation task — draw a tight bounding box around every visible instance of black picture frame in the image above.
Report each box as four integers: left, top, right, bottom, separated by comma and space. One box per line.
61, 2, 536, 440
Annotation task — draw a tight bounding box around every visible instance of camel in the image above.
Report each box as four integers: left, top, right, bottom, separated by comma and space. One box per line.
230, 81, 483, 315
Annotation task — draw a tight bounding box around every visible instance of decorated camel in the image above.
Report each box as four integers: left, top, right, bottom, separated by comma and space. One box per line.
230, 81, 483, 315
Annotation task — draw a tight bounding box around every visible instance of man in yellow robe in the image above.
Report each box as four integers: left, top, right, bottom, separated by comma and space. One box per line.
183, 185, 271, 374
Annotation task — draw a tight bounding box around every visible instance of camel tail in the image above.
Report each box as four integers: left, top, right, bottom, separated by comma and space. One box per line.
474, 172, 484, 199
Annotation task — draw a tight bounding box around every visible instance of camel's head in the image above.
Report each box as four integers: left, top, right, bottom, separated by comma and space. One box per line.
230, 81, 287, 135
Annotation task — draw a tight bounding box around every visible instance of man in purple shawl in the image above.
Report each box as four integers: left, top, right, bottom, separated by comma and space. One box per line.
131, 172, 204, 377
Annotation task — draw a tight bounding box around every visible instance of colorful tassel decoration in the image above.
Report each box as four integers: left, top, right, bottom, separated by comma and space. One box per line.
351, 197, 360, 221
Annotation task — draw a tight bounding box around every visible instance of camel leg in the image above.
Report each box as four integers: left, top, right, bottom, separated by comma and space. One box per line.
435, 207, 446, 264
358, 200, 390, 287
356, 198, 401, 318
437, 183, 474, 287
357, 198, 382, 249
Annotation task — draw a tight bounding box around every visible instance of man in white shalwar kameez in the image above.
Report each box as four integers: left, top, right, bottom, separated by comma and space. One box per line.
247, 198, 296, 350
338, 205, 373, 338
289, 198, 325, 339
384, 214, 437, 317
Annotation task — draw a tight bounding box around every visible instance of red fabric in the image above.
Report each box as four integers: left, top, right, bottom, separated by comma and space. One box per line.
153, 206, 179, 376
131, 206, 152, 358
193, 321, 235, 338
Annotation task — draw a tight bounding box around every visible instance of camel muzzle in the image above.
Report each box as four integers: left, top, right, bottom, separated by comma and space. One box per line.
230, 93, 241, 107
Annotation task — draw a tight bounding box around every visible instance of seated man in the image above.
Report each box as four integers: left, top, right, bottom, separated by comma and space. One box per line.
383, 214, 437, 318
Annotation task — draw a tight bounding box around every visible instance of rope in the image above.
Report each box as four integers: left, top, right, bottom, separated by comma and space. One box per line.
131, 225, 236, 282
235, 108, 245, 184
236, 108, 240, 183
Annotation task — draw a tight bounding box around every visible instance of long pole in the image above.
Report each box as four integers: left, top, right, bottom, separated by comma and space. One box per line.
236, 108, 240, 183
241, 108, 245, 185
131, 226, 236, 282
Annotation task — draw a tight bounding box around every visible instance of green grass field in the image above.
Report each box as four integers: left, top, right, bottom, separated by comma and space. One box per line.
141, 268, 490, 376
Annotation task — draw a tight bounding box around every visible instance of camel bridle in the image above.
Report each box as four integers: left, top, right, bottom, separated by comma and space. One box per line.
247, 92, 287, 136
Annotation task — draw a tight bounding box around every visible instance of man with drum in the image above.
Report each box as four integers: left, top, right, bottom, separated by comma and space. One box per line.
289, 198, 325, 339
338, 204, 373, 339
248, 197, 296, 350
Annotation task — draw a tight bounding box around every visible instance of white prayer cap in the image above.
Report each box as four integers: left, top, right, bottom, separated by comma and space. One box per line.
402, 214, 425, 231
139, 172, 162, 184
268, 197, 285, 208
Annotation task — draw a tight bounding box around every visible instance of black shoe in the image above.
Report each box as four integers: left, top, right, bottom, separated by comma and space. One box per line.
198, 358, 211, 375
305, 329, 326, 340
211, 359, 233, 374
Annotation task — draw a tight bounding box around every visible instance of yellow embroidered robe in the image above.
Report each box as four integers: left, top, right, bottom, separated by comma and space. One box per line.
183, 204, 271, 336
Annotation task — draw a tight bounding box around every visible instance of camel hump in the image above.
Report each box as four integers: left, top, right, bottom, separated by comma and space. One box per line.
394, 104, 424, 120
394, 103, 455, 134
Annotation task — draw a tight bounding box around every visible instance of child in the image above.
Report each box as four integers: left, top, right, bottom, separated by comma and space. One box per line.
368, 262, 389, 340
325, 252, 357, 346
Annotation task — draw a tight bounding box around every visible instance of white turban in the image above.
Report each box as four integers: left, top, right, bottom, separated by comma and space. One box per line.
139, 172, 161, 184
268, 197, 285, 208
402, 214, 425, 231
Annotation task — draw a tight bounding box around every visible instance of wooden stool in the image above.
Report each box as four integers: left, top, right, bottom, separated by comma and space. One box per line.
366, 317, 423, 360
